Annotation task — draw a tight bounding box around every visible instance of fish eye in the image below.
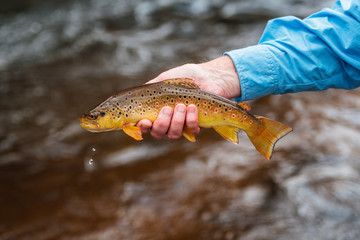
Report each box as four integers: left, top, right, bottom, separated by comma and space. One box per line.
100, 112, 106, 117
89, 112, 97, 120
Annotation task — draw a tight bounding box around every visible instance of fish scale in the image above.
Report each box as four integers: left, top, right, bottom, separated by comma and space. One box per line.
79, 78, 292, 160
116, 82, 251, 127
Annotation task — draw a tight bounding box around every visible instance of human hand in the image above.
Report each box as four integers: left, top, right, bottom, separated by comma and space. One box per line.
137, 55, 240, 140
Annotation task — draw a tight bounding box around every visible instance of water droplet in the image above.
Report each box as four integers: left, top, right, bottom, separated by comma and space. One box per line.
89, 159, 94, 165
92, 147, 96, 152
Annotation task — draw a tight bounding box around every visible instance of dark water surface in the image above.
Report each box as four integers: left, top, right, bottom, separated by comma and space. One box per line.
2, 0, 360, 239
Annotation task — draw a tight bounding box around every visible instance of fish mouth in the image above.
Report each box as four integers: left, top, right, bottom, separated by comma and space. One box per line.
79, 117, 103, 132
80, 121, 102, 132
79, 119, 115, 133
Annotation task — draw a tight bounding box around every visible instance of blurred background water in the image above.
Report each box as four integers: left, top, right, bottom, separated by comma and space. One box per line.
1, 0, 360, 239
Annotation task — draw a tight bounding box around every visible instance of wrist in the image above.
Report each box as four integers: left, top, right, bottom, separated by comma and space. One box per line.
200, 56, 241, 99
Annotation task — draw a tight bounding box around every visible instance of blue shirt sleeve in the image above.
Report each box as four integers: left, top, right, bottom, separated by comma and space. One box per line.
225, 0, 360, 101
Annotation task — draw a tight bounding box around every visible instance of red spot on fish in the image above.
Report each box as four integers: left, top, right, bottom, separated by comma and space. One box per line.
203, 101, 207, 105
232, 114, 236, 118
215, 108, 218, 113
148, 107, 151, 111
204, 112, 207, 116
140, 113, 143, 115
154, 112, 157, 116
139, 103, 142, 107
243, 115, 247, 119
155, 102, 159, 106
223, 118, 226, 120
229, 108, 232, 111
124, 106, 127, 110
249, 120, 253, 124
132, 111, 135, 114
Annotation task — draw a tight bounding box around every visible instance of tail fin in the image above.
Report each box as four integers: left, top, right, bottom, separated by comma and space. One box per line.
246, 117, 292, 160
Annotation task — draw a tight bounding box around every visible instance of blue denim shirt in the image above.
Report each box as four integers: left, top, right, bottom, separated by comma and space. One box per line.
225, 0, 360, 101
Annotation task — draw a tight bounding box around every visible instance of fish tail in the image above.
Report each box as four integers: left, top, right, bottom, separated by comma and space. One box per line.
246, 116, 292, 160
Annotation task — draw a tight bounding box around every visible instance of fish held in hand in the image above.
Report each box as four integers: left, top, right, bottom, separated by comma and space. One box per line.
79, 78, 292, 160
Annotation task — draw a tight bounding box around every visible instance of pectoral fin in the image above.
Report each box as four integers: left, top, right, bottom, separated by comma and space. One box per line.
213, 126, 241, 143
123, 124, 143, 140
182, 126, 196, 142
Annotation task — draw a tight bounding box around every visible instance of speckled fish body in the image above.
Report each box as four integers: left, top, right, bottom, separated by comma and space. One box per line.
79, 78, 292, 159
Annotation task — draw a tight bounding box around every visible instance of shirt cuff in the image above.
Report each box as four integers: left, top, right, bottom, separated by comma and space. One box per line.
225, 45, 278, 101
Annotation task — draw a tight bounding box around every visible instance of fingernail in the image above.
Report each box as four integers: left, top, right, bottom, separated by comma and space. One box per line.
163, 108, 172, 116
188, 105, 196, 113
177, 106, 185, 113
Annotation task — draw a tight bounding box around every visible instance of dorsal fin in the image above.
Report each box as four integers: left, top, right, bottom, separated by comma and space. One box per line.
238, 102, 251, 111
162, 78, 200, 88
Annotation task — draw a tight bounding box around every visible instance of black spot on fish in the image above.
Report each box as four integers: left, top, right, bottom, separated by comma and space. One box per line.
131, 99, 133, 103
100, 112, 106, 117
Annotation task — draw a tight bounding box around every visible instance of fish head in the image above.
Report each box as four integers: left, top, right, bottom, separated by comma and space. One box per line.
79, 106, 126, 132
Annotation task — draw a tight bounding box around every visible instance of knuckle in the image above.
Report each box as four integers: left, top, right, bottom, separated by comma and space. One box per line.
156, 121, 169, 130
168, 133, 181, 140
172, 119, 184, 126
150, 131, 164, 140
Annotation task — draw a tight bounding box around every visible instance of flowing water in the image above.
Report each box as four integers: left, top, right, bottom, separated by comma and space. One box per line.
2, 0, 360, 239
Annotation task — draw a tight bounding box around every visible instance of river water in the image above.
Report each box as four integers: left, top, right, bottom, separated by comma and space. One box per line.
2, 0, 360, 239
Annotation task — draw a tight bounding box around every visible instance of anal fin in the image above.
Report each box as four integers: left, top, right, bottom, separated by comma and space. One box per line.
213, 126, 241, 143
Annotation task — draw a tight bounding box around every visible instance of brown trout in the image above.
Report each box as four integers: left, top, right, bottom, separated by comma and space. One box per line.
79, 78, 292, 159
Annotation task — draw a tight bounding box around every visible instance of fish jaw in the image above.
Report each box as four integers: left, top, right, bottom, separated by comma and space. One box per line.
79, 116, 117, 132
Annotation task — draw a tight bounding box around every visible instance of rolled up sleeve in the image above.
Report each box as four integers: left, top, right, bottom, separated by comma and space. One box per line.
226, 0, 360, 101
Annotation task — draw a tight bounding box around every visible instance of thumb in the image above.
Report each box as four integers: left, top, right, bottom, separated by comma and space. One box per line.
146, 74, 164, 84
